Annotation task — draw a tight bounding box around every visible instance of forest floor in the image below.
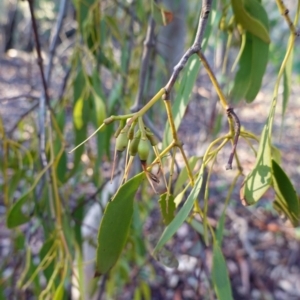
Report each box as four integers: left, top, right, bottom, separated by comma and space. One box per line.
1, 50, 300, 300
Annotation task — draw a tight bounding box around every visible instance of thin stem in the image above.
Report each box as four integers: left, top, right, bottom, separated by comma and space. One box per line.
131, 16, 156, 112
164, 0, 212, 95
127, 88, 165, 126
197, 51, 229, 110
275, 0, 300, 36
163, 98, 178, 141
163, 98, 194, 185
28, 0, 50, 106
45, 0, 68, 85
226, 108, 241, 170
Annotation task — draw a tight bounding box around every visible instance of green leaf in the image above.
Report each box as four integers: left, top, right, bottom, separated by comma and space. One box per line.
153, 166, 205, 254
240, 124, 272, 205
140, 281, 151, 300
105, 16, 122, 41
7, 192, 32, 228
231, 34, 252, 102
216, 210, 226, 245
53, 282, 64, 300
245, 34, 269, 102
231, 32, 269, 103
93, 93, 107, 127
73, 97, 84, 130
212, 242, 233, 300
272, 159, 300, 226
159, 193, 176, 225
231, 0, 270, 43
174, 156, 199, 195
95, 173, 145, 275
8, 170, 26, 200
39, 238, 56, 283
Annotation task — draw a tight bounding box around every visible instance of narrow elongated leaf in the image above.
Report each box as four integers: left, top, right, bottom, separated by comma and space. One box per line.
240, 124, 272, 205
154, 166, 205, 254
93, 93, 106, 127
212, 242, 233, 300
96, 173, 145, 275
245, 34, 269, 102
73, 97, 84, 130
216, 210, 226, 245
159, 193, 176, 225
53, 283, 64, 300
231, 0, 270, 43
7, 193, 32, 228
231, 32, 269, 103
272, 159, 300, 226
231, 34, 252, 102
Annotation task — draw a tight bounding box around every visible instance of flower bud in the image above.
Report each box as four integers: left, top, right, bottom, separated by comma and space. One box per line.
129, 130, 141, 156
138, 138, 150, 162
115, 127, 129, 152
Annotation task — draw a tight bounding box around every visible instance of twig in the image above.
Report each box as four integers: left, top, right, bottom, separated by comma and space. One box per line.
0, 94, 39, 102
45, 0, 68, 85
96, 274, 108, 300
226, 108, 241, 170
28, 0, 50, 107
197, 51, 241, 169
28, 0, 50, 171
276, 0, 300, 36
121, 1, 135, 104
131, 17, 156, 112
164, 0, 212, 97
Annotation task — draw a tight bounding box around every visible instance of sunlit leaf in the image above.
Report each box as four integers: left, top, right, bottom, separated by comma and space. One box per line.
95, 173, 145, 275
73, 97, 84, 130
240, 124, 272, 205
